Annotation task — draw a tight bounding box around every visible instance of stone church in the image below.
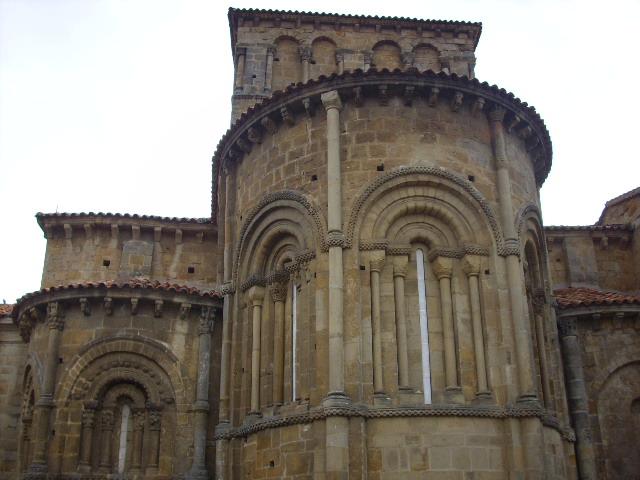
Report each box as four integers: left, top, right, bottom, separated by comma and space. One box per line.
1, 7, 639, 480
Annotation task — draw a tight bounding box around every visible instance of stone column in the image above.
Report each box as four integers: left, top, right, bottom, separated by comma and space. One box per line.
321, 89, 350, 479
533, 293, 553, 408
77, 402, 97, 472
335, 51, 345, 75
370, 255, 385, 394
28, 302, 64, 476
234, 47, 246, 92
145, 406, 162, 475
271, 283, 287, 405
223, 167, 236, 283
216, 287, 233, 479
393, 258, 410, 389
488, 106, 537, 402
431, 256, 462, 402
130, 410, 145, 473
188, 307, 215, 479
264, 47, 275, 93
463, 255, 491, 399
98, 409, 115, 473
300, 47, 311, 83
248, 286, 265, 413
363, 51, 372, 71
559, 317, 597, 480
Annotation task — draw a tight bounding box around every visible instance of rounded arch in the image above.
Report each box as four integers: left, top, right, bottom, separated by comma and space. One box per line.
346, 166, 504, 250
234, 191, 327, 282
412, 43, 441, 72
55, 335, 186, 408
310, 36, 337, 79
371, 40, 402, 70
101, 382, 146, 409
272, 36, 302, 91
593, 356, 640, 397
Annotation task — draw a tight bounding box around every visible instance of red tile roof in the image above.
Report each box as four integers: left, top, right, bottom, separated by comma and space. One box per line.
554, 287, 640, 309
0, 304, 14, 316
545, 224, 631, 232
16, 279, 222, 306
37, 212, 211, 225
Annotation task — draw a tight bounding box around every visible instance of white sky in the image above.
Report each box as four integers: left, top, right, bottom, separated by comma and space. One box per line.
1, 0, 639, 303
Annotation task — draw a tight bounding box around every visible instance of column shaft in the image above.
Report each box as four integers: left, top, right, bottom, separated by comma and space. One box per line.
439, 275, 458, 389
489, 107, 536, 400
370, 264, 384, 393
393, 268, 410, 389
146, 409, 161, 474
131, 411, 144, 472
98, 410, 114, 473
249, 287, 265, 412
272, 284, 286, 405
264, 48, 274, 92
234, 50, 246, 91
77, 407, 96, 471
218, 294, 232, 421
468, 274, 489, 394
223, 169, 236, 283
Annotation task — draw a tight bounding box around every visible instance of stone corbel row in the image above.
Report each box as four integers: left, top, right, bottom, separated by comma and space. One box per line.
43, 222, 206, 245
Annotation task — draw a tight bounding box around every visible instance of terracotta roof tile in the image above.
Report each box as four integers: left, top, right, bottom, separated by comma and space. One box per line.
16, 279, 222, 307
36, 212, 211, 225
0, 304, 14, 316
554, 287, 640, 309
545, 224, 632, 232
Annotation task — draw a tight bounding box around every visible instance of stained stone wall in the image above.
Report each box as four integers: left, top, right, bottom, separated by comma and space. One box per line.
38, 215, 218, 288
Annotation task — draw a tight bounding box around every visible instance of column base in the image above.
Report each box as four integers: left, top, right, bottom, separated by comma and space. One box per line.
185, 466, 209, 480
244, 411, 263, 424
516, 392, 540, 406
473, 391, 494, 405
373, 392, 392, 406
322, 391, 352, 409
398, 388, 424, 406
215, 420, 231, 437
76, 462, 91, 473
24, 462, 47, 480
445, 386, 464, 404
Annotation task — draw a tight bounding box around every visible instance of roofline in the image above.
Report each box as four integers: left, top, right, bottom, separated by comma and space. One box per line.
596, 186, 640, 225
544, 223, 633, 232
210, 68, 552, 220
36, 212, 215, 237
228, 7, 483, 55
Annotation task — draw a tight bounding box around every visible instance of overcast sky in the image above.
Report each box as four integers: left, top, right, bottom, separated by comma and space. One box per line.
1, 0, 639, 303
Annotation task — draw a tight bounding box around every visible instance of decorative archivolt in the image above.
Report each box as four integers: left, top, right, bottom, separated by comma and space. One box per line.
346, 166, 504, 251
592, 356, 640, 398
55, 335, 185, 408
234, 191, 327, 285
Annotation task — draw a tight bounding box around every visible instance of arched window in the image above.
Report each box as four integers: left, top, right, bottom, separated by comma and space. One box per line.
415, 249, 432, 404
116, 402, 131, 474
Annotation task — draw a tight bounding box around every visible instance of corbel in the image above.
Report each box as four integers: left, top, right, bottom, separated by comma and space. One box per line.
132, 225, 141, 241
175, 229, 183, 245
280, 106, 295, 126
613, 312, 625, 329
375, 24, 381, 33
179, 303, 192, 320
517, 125, 533, 140
506, 114, 521, 133
154, 300, 163, 318
378, 84, 389, 106
236, 137, 251, 154
334, 21, 341, 32
154, 227, 162, 243
471, 97, 485, 116
130, 298, 139, 315
196, 231, 204, 243
273, 17, 281, 28
63, 223, 73, 240
111, 224, 119, 241
526, 135, 540, 152
302, 97, 315, 117
252, 16, 260, 27
299, 46, 312, 63
104, 297, 113, 316
260, 116, 278, 134
395, 24, 401, 34
83, 223, 93, 239
403, 85, 415, 106
428, 87, 440, 107
353, 86, 363, 107
44, 225, 54, 239
79, 297, 91, 316
247, 126, 262, 144
226, 147, 241, 161
450, 91, 463, 112
354, 23, 360, 33
401, 52, 415, 69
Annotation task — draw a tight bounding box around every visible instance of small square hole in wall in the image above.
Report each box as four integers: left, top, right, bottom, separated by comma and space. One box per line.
484, 269, 490, 275
311, 174, 318, 181
377, 164, 385, 172
360, 265, 366, 271
468, 175, 475, 182
188, 266, 195, 274
102, 259, 110, 267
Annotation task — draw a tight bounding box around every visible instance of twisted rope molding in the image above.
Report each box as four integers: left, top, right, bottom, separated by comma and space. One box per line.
214, 403, 575, 442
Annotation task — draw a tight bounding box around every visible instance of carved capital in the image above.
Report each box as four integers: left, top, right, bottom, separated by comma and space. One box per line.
462, 255, 481, 277
130, 297, 139, 315
471, 97, 485, 116
488, 105, 506, 123
248, 286, 265, 306
133, 410, 146, 430
299, 46, 312, 62
147, 408, 162, 431
79, 298, 91, 316
199, 306, 214, 335
321, 90, 342, 112
154, 300, 163, 318
393, 256, 409, 278
270, 283, 287, 303
450, 91, 464, 112
401, 51, 415, 67
101, 409, 115, 429
81, 408, 96, 428
370, 253, 386, 273
431, 256, 454, 280
260, 116, 277, 134
46, 302, 64, 330
179, 303, 191, 320
558, 317, 578, 338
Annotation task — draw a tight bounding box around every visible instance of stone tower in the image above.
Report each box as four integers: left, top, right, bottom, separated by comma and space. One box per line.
10, 6, 640, 480
213, 7, 576, 480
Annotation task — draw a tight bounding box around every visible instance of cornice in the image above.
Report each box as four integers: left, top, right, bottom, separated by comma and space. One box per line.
211, 69, 552, 220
